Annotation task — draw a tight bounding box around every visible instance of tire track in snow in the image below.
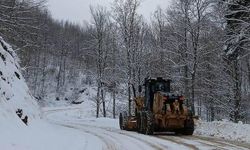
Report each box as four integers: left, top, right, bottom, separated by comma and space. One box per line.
102, 130, 160, 150
157, 135, 249, 150
52, 120, 165, 150
182, 135, 250, 150
43, 108, 250, 150
69, 122, 167, 150
70, 122, 195, 150
56, 123, 119, 150
113, 132, 167, 150
80, 129, 118, 150
158, 135, 228, 150
77, 122, 248, 150
44, 109, 119, 149
54, 120, 249, 150
156, 135, 199, 150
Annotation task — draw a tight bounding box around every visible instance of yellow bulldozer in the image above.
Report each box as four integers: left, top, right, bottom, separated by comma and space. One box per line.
119, 77, 194, 135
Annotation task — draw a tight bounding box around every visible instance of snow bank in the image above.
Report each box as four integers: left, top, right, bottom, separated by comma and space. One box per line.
195, 120, 250, 143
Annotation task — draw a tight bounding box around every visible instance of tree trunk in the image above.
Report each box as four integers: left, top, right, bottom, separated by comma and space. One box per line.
211, 106, 215, 121
232, 59, 241, 123
62, 56, 66, 86
112, 89, 116, 119
101, 86, 106, 117
128, 84, 131, 116
247, 58, 250, 86
191, 72, 195, 115
96, 85, 100, 118
56, 61, 62, 93
184, 65, 189, 103
41, 51, 46, 97
33, 51, 40, 96
191, 46, 198, 115
183, 0, 190, 105
56, 48, 64, 93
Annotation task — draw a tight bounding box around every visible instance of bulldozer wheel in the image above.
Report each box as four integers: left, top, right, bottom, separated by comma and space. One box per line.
136, 112, 142, 133
141, 111, 146, 134
119, 113, 124, 130
174, 129, 181, 135
182, 129, 194, 135
122, 112, 129, 130
145, 111, 154, 135
182, 118, 194, 135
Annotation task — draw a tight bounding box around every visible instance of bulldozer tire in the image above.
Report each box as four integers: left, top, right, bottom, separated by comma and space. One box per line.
119, 113, 124, 130
136, 112, 142, 133
183, 129, 194, 135
182, 118, 194, 135
174, 129, 182, 135
123, 112, 129, 130
141, 111, 146, 134
145, 111, 154, 135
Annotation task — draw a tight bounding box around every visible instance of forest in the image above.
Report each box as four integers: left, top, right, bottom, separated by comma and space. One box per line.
0, 0, 249, 123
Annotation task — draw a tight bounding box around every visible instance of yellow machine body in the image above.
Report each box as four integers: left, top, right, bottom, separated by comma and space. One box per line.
119, 78, 194, 135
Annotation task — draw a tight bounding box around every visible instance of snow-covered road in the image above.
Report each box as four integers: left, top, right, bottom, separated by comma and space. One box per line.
43, 107, 250, 150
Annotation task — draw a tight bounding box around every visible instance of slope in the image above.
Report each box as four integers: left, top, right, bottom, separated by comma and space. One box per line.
0, 36, 39, 126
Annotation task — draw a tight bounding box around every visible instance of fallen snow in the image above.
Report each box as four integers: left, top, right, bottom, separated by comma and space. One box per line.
0, 119, 90, 150
195, 120, 250, 143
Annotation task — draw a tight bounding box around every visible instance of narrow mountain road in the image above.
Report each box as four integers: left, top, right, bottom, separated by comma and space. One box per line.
43, 107, 250, 150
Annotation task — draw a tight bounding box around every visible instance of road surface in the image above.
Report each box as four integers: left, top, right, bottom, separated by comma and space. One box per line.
43, 107, 250, 150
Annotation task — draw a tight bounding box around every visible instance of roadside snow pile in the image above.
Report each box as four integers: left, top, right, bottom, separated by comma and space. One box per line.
195, 120, 250, 143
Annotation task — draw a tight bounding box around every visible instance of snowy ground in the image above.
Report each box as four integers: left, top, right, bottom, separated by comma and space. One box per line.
2, 101, 250, 150
0, 119, 87, 150
40, 103, 250, 150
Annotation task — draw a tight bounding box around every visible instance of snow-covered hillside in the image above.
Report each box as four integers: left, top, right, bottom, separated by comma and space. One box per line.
0, 37, 39, 125
0, 37, 91, 150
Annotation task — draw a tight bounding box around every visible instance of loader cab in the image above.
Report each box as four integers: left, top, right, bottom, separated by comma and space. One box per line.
144, 78, 171, 111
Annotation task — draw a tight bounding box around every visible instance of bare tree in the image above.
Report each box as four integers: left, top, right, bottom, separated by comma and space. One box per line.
113, 0, 142, 116
90, 5, 111, 117
223, 0, 250, 122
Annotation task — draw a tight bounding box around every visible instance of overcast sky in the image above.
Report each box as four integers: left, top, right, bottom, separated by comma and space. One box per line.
46, 0, 171, 25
